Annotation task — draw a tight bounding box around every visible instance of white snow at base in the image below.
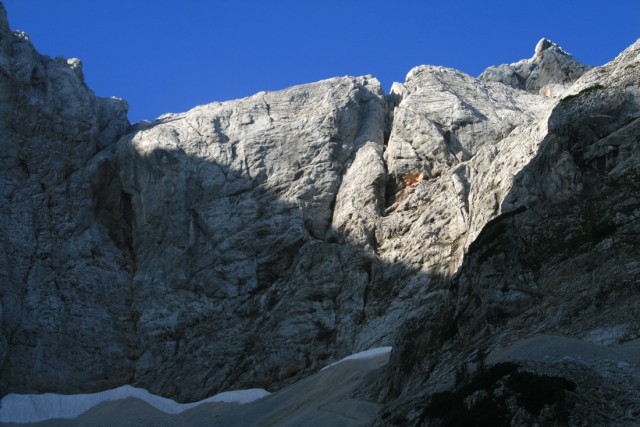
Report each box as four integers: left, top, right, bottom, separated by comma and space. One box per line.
321, 346, 392, 371
0, 385, 270, 423
0, 348, 392, 423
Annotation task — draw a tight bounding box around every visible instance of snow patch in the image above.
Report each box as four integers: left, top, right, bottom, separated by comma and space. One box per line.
0, 385, 270, 423
321, 346, 392, 371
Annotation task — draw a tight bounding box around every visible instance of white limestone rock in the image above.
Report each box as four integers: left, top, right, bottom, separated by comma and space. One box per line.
385, 65, 549, 187
116, 75, 388, 400
377, 39, 640, 426
2, 3, 639, 423
354, 77, 553, 350
479, 38, 591, 97
0, 2, 132, 396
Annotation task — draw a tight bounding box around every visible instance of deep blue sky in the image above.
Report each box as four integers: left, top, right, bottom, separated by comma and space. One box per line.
3, 1, 639, 123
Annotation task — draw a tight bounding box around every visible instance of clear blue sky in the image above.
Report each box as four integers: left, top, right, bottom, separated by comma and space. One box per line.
3, 0, 639, 123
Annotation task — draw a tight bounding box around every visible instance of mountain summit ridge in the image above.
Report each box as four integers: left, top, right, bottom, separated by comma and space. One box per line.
479, 36, 591, 96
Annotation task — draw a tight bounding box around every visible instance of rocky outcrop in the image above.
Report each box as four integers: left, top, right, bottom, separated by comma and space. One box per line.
354, 66, 554, 353
116, 76, 389, 400
479, 38, 591, 97
0, 3, 133, 396
385, 66, 549, 183
376, 39, 640, 426
1, 1, 639, 423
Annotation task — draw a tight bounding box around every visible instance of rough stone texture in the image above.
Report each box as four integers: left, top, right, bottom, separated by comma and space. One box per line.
385, 65, 549, 184
116, 75, 389, 400
0, 3, 133, 396
1, 1, 639, 423
479, 38, 591, 97
375, 39, 640, 426
357, 68, 553, 351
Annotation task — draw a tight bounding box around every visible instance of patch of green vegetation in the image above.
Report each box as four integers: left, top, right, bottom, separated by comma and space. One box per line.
421, 363, 576, 426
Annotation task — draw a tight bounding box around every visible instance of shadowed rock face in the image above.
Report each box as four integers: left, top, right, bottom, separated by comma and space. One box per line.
1, 0, 639, 422
116, 75, 390, 400
376, 39, 640, 426
0, 2, 133, 396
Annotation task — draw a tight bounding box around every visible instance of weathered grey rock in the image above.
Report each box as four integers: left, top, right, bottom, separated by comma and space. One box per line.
376, 38, 640, 426
479, 38, 591, 96
116, 75, 388, 400
354, 65, 554, 351
385, 65, 550, 186
1, 2, 639, 423
0, 2, 132, 395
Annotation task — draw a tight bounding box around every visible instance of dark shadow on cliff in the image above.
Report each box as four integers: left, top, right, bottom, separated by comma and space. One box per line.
375, 80, 640, 425
65, 118, 457, 404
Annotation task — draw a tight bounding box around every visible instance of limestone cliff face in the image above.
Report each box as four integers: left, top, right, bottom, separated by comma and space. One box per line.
0, 3, 133, 395
116, 76, 389, 399
1, 1, 639, 423
479, 38, 591, 96
376, 39, 640, 426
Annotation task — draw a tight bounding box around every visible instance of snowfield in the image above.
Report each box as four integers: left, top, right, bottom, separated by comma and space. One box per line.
321, 346, 392, 371
0, 347, 392, 423
0, 385, 270, 423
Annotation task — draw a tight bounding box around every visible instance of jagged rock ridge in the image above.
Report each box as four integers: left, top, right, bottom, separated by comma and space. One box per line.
479, 37, 591, 96
0, 1, 639, 423
376, 38, 640, 426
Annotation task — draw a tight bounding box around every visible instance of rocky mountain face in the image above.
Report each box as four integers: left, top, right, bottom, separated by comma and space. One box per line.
0, 3, 132, 396
375, 40, 640, 426
479, 38, 591, 96
1, 1, 639, 423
